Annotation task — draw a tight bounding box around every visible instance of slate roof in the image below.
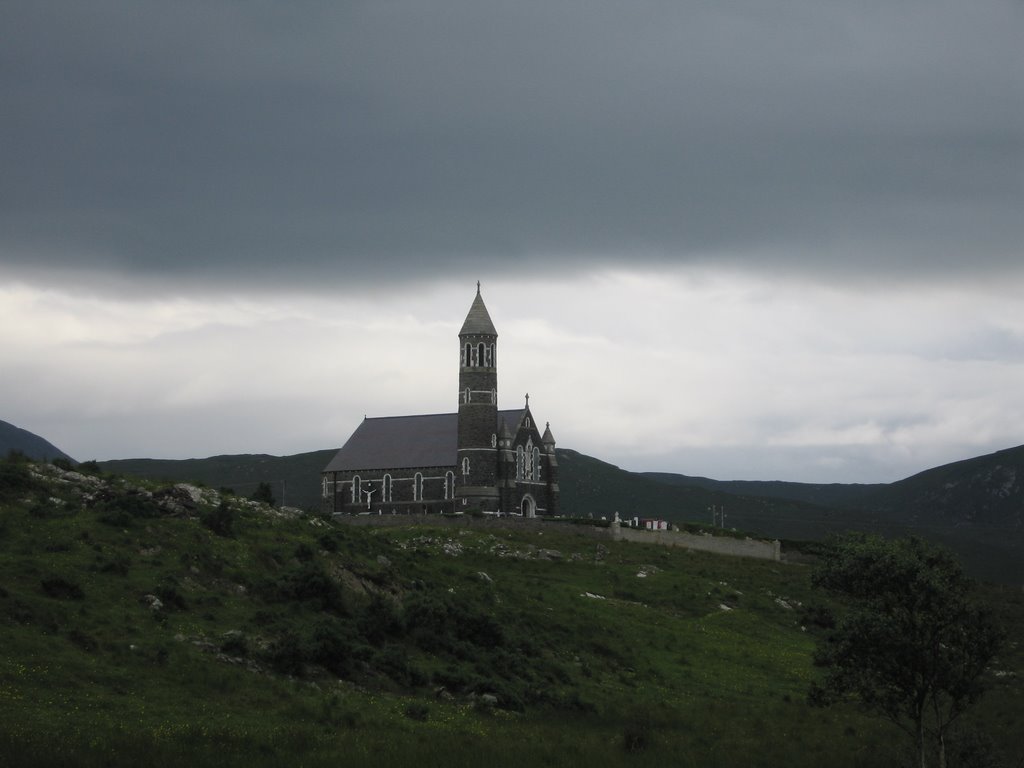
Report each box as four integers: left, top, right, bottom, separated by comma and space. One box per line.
459, 288, 498, 336
324, 409, 526, 472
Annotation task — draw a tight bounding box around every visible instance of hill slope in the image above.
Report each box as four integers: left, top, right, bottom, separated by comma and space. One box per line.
99, 444, 1024, 583
3, 454, 1021, 767
0, 419, 76, 463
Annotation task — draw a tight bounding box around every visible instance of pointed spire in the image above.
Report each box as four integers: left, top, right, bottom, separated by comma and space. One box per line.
459, 284, 497, 336
542, 421, 556, 446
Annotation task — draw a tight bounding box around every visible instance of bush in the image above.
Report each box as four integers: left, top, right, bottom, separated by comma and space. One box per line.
94, 493, 162, 526
622, 722, 652, 754
374, 644, 425, 687
401, 592, 504, 655
94, 554, 131, 576
67, 628, 98, 652
220, 632, 249, 657
251, 482, 276, 506
403, 702, 429, 722
359, 596, 402, 644
40, 576, 84, 601
153, 582, 188, 611
263, 562, 346, 614
306, 618, 357, 677
0, 458, 36, 500
266, 631, 305, 676
201, 502, 234, 537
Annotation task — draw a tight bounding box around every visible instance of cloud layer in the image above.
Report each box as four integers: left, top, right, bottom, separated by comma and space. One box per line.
2, 1, 1021, 292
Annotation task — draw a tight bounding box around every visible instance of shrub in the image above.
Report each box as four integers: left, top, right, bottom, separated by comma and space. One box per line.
94, 553, 131, 576
401, 592, 504, 655
622, 721, 652, 754
266, 631, 305, 676
359, 595, 402, 644
306, 618, 354, 676
201, 502, 234, 537
52, 457, 74, 471
67, 628, 98, 652
374, 644, 425, 687
264, 562, 346, 614
220, 632, 249, 657
40, 576, 84, 601
94, 493, 162, 526
403, 702, 429, 722
153, 582, 188, 611
0, 458, 36, 500
250, 482, 276, 506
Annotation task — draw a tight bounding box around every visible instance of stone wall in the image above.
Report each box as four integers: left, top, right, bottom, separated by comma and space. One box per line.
334, 514, 781, 561
610, 524, 781, 561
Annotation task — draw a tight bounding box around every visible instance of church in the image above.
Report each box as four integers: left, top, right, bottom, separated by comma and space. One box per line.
321, 285, 559, 517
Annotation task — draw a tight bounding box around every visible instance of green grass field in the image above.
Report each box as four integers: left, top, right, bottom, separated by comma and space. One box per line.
2, 456, 1021, 767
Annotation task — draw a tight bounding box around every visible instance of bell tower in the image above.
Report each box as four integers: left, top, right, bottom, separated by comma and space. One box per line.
456, 283, 499, 511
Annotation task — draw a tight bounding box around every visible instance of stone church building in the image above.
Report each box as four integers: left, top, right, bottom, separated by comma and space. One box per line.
322, 286, 559, 517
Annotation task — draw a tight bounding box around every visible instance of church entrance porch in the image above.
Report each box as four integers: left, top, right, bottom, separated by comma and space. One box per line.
520, 495, 536, 518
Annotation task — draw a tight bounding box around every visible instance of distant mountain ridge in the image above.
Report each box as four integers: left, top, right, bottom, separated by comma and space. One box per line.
0, 419, 76, 464
643, 444, 1024, 531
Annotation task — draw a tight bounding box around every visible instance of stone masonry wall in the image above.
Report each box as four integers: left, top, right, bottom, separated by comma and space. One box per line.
334, 514, 781, 562
610, 525, 781, 561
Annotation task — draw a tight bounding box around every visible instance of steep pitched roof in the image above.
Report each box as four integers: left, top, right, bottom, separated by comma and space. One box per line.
459, 286, 498, 336
324, 409, 526, 472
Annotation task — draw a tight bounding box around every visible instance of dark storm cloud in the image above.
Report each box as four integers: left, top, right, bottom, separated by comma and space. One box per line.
1, 1, 1021, 292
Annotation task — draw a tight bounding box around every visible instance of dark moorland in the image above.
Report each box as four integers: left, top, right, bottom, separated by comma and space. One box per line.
1, 453, 1021, 767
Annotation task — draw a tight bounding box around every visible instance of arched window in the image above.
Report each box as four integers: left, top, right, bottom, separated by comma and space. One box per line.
445, 471, 455, 499
413, 473, 423, 501
491, 389, 496, 404
491, 433, 497, 448
477, 342, 485, 367
464, 342, 471, 367
533, 447, 541, 481
489, 344, 495, 367
525, 440, 534, 480
516, 445, 524, 480
382, 474, 392, 503
464, 387, 471, 404
462, 457, 470, 476
352, 475, 361, 503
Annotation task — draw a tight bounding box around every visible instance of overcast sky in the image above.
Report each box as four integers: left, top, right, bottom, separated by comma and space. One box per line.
2, 1, 1022, 483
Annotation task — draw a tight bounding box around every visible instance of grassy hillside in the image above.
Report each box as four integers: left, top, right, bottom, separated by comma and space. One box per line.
2, 455, 1022, 767
99, 445, 1024, 583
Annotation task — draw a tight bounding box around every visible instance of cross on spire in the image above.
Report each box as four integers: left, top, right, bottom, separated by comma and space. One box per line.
525, 392, 530, 407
